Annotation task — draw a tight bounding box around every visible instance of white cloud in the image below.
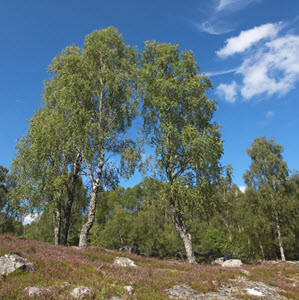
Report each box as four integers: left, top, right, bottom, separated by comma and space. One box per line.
215, 19, 299, 103
238, 35, 299, 99
239, 186, 246, 193
23, 213, 39, 225
265, 111, 275, 120
216, 81, 239, 103
216, 0, 260, 11
216, 23, 282, 58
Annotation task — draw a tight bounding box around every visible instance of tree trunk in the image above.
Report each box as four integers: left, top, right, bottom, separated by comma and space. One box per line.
171, 205, 196, 264
61, 153, 81, 246
224, 219, 232, 242
165, 135, 196, 263
271, 194, 286, 261
79, 185, 98, 248
79, 149, 104, 248
258, 237, 265, 260
274, 208, 286, 261
53, 202, 62, 245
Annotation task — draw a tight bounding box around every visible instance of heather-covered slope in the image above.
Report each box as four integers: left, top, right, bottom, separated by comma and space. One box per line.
0, 235, 297, 299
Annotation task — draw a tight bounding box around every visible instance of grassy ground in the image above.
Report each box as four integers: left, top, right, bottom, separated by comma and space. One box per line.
0, 234, 298, 299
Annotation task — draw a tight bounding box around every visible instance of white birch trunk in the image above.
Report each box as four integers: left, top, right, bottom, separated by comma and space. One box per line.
274, 208, 286, 261
271, 194, 286, 261
171, 205, 196, 264
79, 149, 104, 248
79, 185, 98, 248
259, 242, 265, 260
53, 203, 61, 245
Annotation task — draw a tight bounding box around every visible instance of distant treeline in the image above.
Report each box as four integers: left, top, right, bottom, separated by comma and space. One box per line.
1, 169, 298, 261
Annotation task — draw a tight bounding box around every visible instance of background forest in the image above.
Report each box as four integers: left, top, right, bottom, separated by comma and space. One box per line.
0, 27, 298, 263
1, 167, 298, 261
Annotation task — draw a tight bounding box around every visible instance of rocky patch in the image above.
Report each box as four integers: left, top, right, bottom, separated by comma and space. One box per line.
240, 269, 251, 276
212, 257, 224, 265
166, 278, 288, 299
166, 284, 205, 299
0, 253, 33, 275
123, 285, 134, 295
70, 286, 94, 299
25, 286, 51, 298
222, 259, 243, 267
114, 256, 136, 267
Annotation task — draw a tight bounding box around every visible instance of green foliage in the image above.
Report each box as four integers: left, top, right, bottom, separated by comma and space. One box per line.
0, 166, 23, 235
278, 172, 299, 259
91, 207, 133, 249
139, 41, 223, 190
243, 137, 296, 260
22, 177, 88, 245
230, 231, 256, 259
10, 27, 141, 246
89, 178, 182, 256
205, 229, 230, 254
138, 41, 223, 262
23, 213, 54, 243
0, 165, 9, 211
243, 136, 288, 190
129, 206, 182, 255
76, 27, 140, 182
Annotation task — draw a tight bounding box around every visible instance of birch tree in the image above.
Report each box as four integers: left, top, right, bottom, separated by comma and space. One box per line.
243, 136, 289, 261
139, 41, 223, 263
11, 103, 82, 245
76, 28, 140, 247
11, 27, 140, 247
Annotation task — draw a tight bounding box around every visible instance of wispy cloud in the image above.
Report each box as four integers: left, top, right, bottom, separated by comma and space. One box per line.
265, 111, 275, 120
194, 21, 232, 35
216, 23, 282, 58
257, 110, 276, 125
194, 0, 263, 35
216, 0, 260, 12
206, 68, 238, 77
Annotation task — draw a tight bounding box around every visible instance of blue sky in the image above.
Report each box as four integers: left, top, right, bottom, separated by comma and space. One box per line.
1, 0, 298, 190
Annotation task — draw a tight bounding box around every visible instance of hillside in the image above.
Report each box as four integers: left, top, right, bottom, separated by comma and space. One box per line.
0, 235, 298, 299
